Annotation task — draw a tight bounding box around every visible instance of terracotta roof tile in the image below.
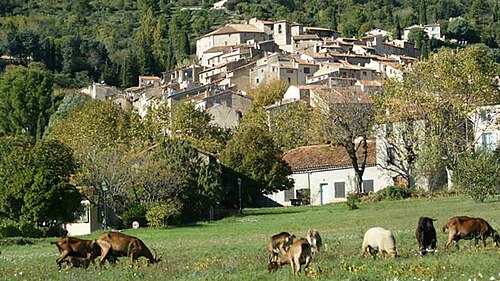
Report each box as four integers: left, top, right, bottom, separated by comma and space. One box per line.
283, 142, 377, 172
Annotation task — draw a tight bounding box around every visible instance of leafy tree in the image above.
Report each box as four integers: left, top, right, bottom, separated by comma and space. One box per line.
446, 17, 479, 43
220, 112, 293, 197
50, 100, 133, 221
453, 149, 500, 202
135, 139, 222, 223
0, 65, 56, 140
170, 101, 230, 153
0, 136, 82, 226
312, 87, 375, 194
269, 100, 312, 151
378, 45, 500, 189
248, 79, 289, 108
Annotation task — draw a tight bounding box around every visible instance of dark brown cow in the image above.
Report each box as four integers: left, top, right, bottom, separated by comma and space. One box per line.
442, 216, 500, 248
416, 217, 437, 255
51, 237, 101, 269
96, 232, 159, 266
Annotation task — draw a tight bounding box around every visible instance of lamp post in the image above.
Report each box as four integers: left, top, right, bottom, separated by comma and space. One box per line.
101, 181, 108, 229
237, 178, 242, 215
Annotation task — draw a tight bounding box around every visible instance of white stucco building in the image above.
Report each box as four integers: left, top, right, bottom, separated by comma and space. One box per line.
266, 141, 393, 206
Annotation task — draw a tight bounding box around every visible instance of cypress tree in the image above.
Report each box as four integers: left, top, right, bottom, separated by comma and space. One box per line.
419, 0, 427, 25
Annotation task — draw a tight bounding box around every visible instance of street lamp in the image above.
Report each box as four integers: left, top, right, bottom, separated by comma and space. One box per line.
237, 178, 242, 215
101, 181, 108, 229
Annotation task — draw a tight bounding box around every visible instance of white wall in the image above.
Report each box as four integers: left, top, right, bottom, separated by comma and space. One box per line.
266, 165, 393, 206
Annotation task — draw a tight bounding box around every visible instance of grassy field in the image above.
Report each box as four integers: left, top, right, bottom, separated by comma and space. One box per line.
1, 195, 499, 280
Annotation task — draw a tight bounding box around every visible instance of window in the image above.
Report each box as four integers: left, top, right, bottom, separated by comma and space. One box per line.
385, 123, 393, 138
278, 24, 282, 34
481, 132, 496, 151
304, 67, 310, 74
287, 77, 291, 83
76, 205, 90, 223
387, 146, 396, 164
334, 182, 345, 198
284, 188, 294, 201
256, 78, 260, 84
363, 180, 374, 193
296, 189, 310, 205
286, 69, 294, 74
481, 111, 494, 122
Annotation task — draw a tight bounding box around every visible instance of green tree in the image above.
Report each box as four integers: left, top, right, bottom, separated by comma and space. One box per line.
50, 100, 134, 221
378, 45, 500, 189
453, 149, 500, 202
121, 51, 140, 88
0, 136, 81, 225
0, 65, 56, 140
220, 113, 293, 197
135, 139, 222, 223
171, 101, 229, 154
248, 79, 289, 108
135, 8, 158, 75
419, 0, 428, 25
269, 101, 312, 151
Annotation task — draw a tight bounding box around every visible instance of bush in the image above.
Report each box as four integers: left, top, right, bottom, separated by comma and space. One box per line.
0, 221, 43, 238
18, 222, 43, 238
122, 204, 148, 229
346, 193, 359, 210
146, 200, 181, 228
376, 186, 413, 200
0, 220, 22, 238
453, 149, 500, 202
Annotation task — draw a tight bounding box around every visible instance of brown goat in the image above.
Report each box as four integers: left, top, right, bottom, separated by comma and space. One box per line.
442, 216, 500, 248
96, 232, 159, 266
267, 231, 295, 263
51, 237, 101, 269
268, 238, 312, 276
306, 229, 322, 257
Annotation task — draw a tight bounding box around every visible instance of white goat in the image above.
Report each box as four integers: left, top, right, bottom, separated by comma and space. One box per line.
361, 227, 398, 259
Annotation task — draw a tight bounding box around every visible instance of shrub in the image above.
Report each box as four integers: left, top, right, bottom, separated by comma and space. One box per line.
346, 193, 359, 210
453, 149, 500, 202
122, 204, 148, 229
376, 186, 413, 200
0, 220, 22, 238
146, 200, 182, 228
18, 222, 43, 238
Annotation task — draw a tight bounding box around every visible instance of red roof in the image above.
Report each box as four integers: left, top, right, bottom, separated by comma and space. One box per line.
283, 142, 377, 172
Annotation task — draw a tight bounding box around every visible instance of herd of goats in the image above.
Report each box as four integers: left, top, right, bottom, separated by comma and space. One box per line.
52, 215, 500, 276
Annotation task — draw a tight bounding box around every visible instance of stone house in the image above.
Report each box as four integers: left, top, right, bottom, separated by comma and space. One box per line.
196, 24, 269, 60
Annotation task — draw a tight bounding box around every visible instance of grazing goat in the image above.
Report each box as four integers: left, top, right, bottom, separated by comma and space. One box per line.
416, 217, 437, 255
268, 238, 312, 276
306, 229, 322, 257
267, 232, 295, 263
361, 227, 398, 259
51, 237, 101, 269
96, 232, 159, 266
442, 216, 500, 249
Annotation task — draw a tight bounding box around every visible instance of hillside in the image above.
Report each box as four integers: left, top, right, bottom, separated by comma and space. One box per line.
1, 196, 499, 280
1, 0, 498, 88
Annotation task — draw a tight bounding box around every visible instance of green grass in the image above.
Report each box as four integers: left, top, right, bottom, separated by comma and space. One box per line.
1, 196, 500, 280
